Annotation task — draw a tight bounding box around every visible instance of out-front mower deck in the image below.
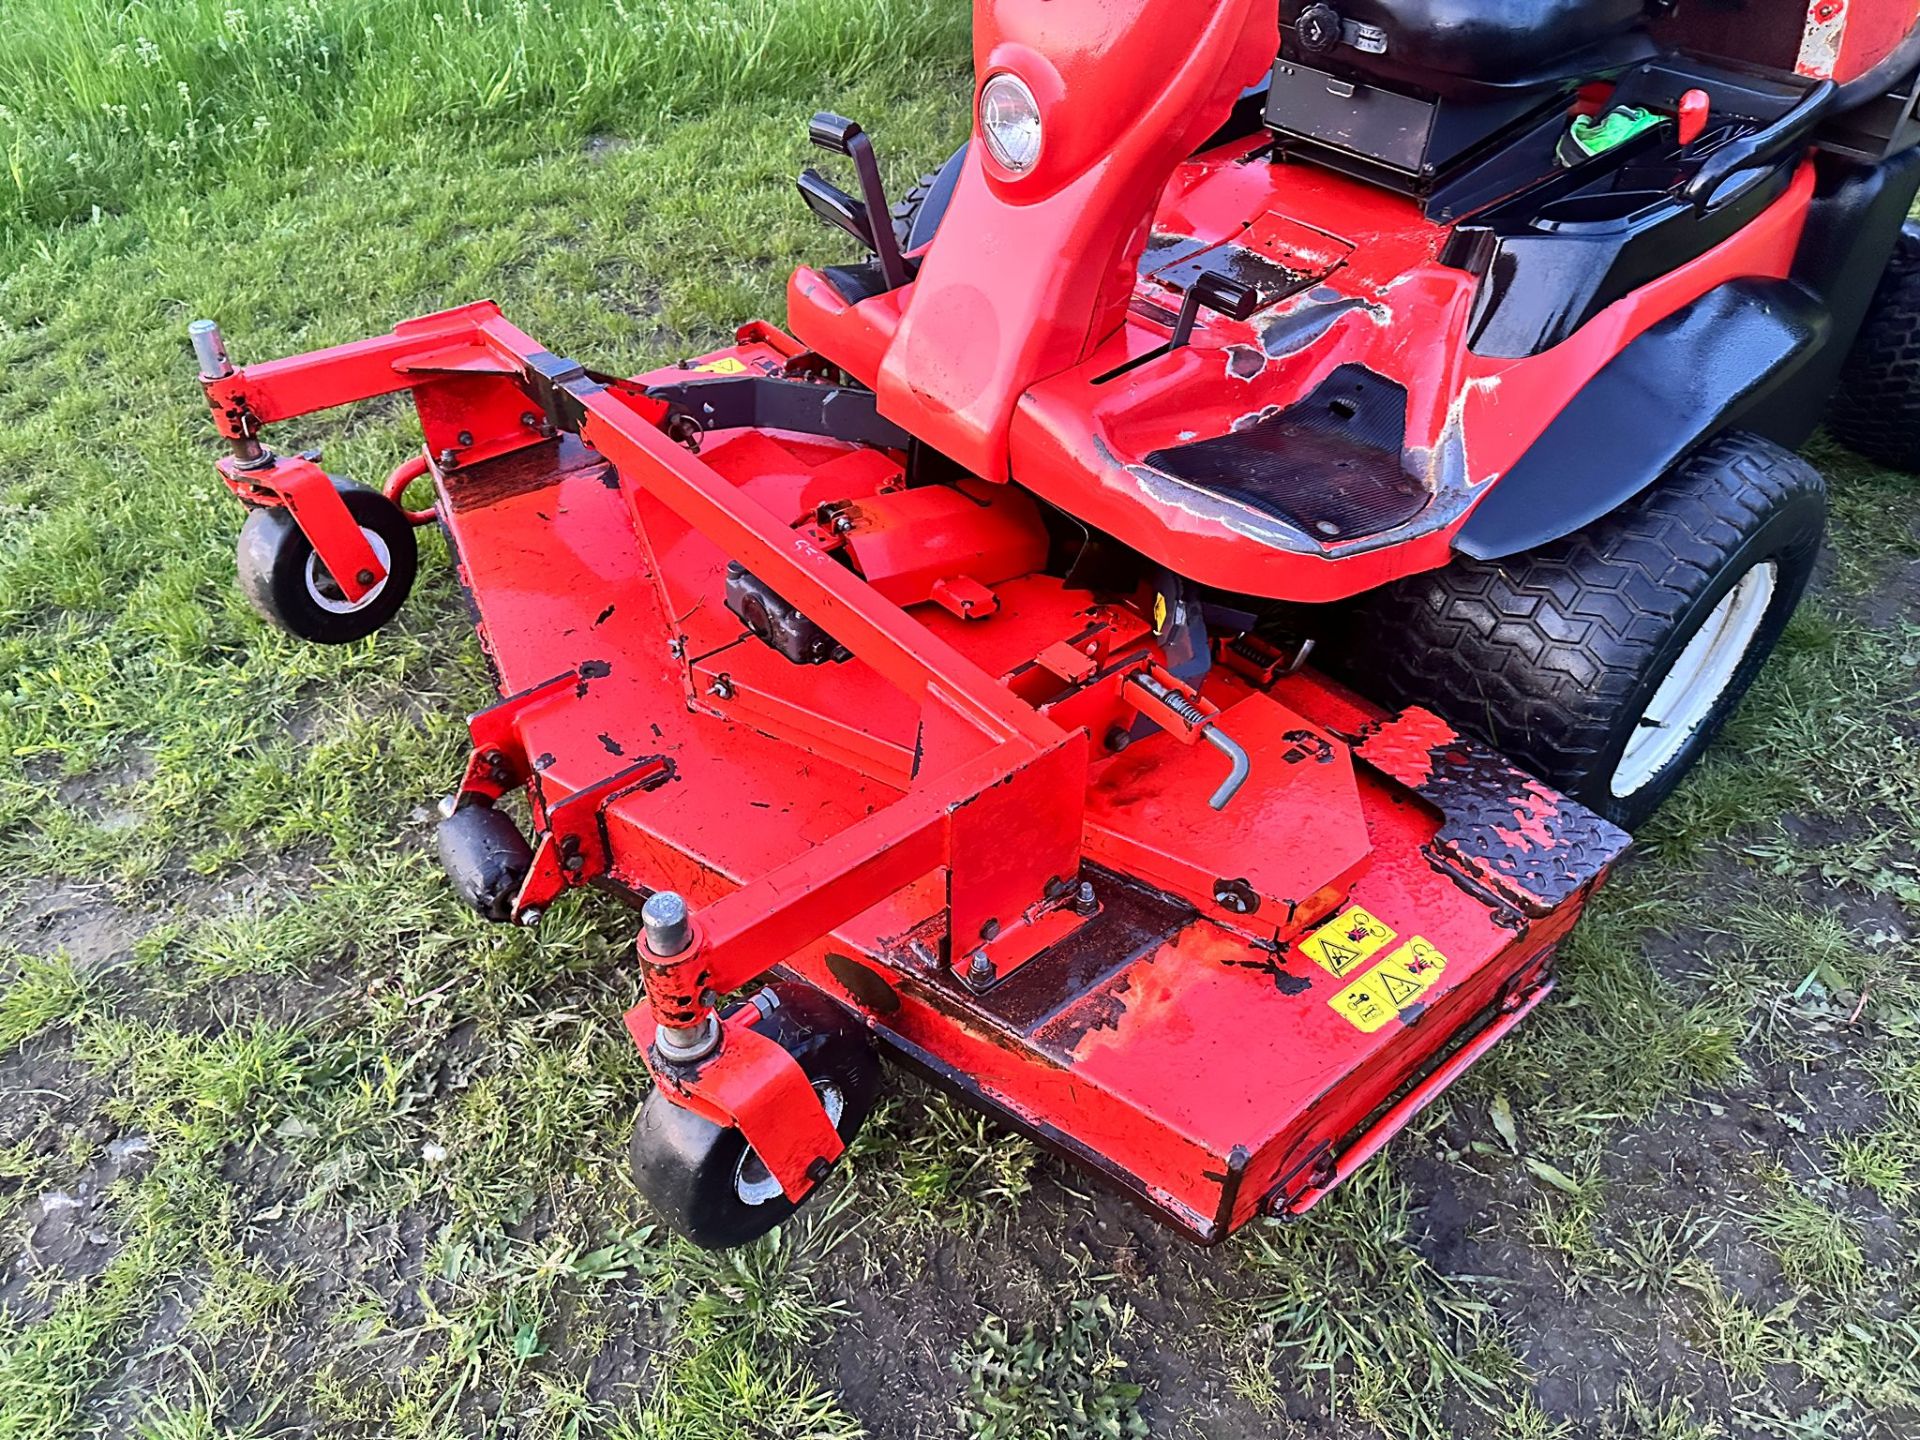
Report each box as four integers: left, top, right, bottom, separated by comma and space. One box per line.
197, 300, 1625, 1239
194, 0, 1920, 1248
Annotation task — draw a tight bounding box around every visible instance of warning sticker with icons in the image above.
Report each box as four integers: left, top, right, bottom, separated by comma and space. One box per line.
1328, 936, 1449, 1033
694, 356, 749, 375
1298, 905, 1396, 978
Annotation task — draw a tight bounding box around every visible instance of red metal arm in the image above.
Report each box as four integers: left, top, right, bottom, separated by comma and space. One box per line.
201, 302, 520, 435
200, 306, 1093, 1207
575, 387, 1088, 1004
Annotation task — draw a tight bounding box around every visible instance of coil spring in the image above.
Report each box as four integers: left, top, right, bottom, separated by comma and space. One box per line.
1157, 686, 1207, 727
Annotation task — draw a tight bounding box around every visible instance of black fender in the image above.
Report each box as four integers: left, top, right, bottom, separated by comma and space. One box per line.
1453, 277, 1830, 561
1766, 142, 1920, 435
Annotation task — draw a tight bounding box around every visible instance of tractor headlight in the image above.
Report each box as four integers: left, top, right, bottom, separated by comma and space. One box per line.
979, 72, 1043, 175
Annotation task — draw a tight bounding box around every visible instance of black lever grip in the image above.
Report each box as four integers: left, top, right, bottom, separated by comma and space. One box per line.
809, 112, 862, 156
1683, 79, 1834, 211
1193, 271, 1261, 322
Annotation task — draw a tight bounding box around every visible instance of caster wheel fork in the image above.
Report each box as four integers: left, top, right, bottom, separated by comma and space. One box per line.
630, 982, 881, 1250
235, 479, 417, 644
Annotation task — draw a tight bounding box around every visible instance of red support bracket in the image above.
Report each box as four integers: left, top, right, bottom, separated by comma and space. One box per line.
456, 668, 585, 807
216, 453, 385, 605
624, 999, 843, 1202
515, 755, 675, 916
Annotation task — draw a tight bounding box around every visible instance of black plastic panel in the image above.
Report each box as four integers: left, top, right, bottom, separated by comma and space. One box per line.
1278, 0, 1655, 101
1453, 278, 1829, 560
1267, 55, 1564, 188
1764, 145, 1920, 438
1142, 365, 1426, 541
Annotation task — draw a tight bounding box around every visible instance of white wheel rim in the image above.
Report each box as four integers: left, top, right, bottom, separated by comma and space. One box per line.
733, 1083, 844, 1206
304, 529, 391, 615
1610, 561, 1777, 799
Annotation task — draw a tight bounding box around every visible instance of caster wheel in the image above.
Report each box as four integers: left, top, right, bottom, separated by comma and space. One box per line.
236, 481, 417, 644
631, 984, 880, 1250
436, 804, 534, 922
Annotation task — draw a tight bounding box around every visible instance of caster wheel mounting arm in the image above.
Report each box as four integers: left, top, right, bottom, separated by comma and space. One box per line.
626, 995, 848, 1203
626, 974, 880, 1250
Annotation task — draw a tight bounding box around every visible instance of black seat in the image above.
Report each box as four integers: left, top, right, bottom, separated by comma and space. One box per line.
1281, 0, 1654, 99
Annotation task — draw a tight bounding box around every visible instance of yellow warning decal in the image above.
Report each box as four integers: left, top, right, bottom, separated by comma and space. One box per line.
695, 356, 749, 375
1328, 936, 1448, 1033
1298, 905, 1396, 978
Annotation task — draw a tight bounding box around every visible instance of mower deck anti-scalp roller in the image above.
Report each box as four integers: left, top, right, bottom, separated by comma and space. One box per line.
194, 0, 1920, 1246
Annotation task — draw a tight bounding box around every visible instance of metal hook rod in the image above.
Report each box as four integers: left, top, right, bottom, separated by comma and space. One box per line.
1201, 726, 1251, 811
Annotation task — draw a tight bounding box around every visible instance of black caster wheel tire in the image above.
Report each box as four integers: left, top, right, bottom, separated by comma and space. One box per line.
436, 805, 534, 922
1827, 220, 1920, 472
1339, 432, 1825, 830
631, 984, 880, 1250
236, 481, 417, 644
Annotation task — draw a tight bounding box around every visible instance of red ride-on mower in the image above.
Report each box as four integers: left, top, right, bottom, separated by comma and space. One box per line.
193, 0, 1920, 1247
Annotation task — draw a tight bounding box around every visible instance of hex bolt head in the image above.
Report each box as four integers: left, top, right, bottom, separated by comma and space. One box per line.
642, 890, 692, 957
519, 907, 543, 928
966, 951, 994, 986
1075, 879, 1098, 915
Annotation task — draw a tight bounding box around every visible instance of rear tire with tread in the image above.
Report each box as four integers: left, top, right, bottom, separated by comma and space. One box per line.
1827, 220, 1920, 471
1340, 433, 1825, 829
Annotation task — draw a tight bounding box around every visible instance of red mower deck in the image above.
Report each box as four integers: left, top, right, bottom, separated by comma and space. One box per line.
443, 372, 1621, 1235
193, 0, 1920, 1246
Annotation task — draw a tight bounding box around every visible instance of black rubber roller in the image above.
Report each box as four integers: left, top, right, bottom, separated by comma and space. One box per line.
436, 804, 534, 921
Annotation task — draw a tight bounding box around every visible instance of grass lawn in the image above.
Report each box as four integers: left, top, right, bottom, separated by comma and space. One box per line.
3, 2, 1920, 1436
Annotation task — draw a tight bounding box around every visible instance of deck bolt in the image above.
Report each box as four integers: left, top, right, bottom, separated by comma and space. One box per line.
707, 675, 734, 701
519, 907, 543, 928
521, 411, 539, 429
356, 569, 376, 587
438, 448, 460, 470
642, 890, 692, 957
1075, 880, 1098, 915
457, 430, 474, 447
967, 951, 993, 986
1104, 726, 1133, 753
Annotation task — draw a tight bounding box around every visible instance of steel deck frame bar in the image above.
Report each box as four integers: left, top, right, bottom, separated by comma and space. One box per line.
202, 301, 1090, 1017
